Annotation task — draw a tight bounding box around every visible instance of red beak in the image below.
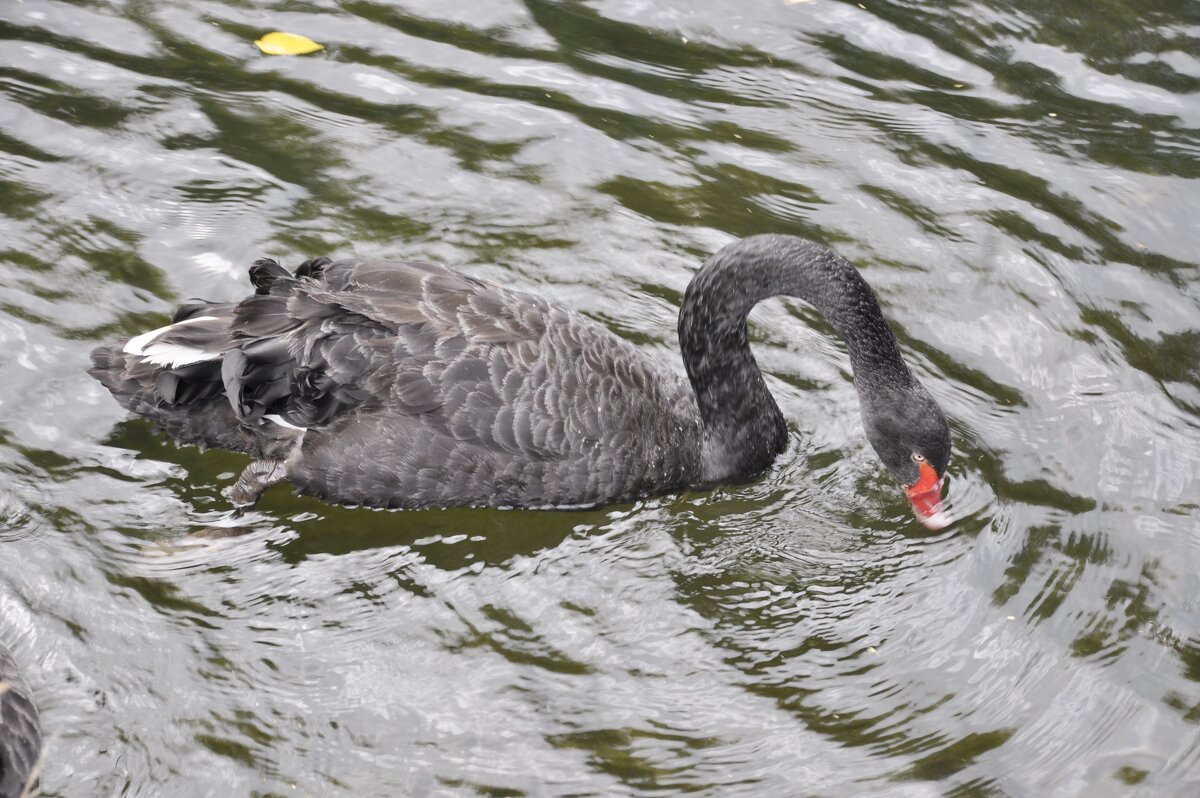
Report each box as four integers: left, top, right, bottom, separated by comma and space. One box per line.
904, 461, 950, 530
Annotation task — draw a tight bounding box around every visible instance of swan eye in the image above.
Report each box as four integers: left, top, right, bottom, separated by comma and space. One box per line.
911, 453, 926, 463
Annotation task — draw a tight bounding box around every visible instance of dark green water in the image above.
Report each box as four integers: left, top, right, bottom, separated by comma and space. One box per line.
2, 0, 1198, 795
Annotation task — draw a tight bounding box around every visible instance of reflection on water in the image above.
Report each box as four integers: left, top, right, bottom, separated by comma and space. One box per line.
1, 0, 1198, 795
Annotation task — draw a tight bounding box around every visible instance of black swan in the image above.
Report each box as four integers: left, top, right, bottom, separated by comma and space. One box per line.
0, 644, 41, 798
89, 235, 951, 527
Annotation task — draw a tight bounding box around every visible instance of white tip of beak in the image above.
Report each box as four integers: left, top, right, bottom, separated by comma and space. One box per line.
917, 509, 953, 531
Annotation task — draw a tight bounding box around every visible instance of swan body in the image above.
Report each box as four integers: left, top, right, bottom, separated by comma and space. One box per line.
0, 644, 41, 798
89, 235, 951, 524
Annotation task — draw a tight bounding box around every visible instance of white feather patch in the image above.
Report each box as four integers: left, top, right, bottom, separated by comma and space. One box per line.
264, 414, 307, 431
141, 345, 225, 367
124, 316, 223, 366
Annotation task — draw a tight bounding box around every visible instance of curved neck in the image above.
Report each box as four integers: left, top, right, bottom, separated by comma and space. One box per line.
678, 235, 915, 481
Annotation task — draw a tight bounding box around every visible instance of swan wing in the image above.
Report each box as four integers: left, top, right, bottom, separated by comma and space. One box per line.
226, 259, 563, 456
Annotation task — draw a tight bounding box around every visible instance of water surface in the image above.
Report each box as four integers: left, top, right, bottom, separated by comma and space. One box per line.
1, 0, 1199, 795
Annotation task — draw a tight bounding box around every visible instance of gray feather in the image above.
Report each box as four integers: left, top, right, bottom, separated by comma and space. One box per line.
0, 644, 41, 798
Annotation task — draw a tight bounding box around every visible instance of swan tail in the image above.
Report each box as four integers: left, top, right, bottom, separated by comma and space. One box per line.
88, 256, 333, 455
88, 303, 260, 453
89, 254, 375, 458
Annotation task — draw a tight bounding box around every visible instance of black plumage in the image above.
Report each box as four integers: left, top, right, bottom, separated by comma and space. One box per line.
88, 235, 951, 519
0, 644, 41, 798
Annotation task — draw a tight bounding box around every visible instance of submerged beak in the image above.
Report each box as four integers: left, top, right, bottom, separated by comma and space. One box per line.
904, 461, 950, 530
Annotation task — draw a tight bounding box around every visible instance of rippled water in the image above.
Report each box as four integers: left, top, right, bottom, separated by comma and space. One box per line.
2, 0, 1198, 795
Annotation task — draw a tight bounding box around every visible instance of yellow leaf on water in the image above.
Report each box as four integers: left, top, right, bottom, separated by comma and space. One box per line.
255, 31, 324, 56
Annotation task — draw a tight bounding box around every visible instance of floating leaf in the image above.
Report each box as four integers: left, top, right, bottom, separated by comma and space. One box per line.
255, 31, 324, 56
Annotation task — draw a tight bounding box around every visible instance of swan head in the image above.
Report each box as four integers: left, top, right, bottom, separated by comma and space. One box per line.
862, 385, 952, 529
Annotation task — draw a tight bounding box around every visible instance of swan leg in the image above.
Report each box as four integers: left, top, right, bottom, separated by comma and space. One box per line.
231, 459, 288, 513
